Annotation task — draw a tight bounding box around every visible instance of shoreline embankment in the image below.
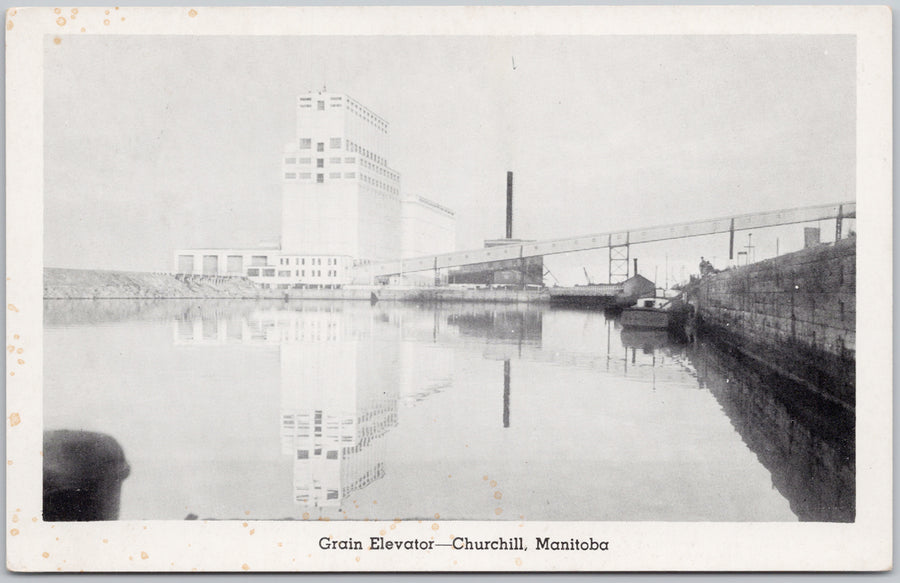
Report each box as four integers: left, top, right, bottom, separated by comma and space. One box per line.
43, 268, 551, 303
685, 237, 855, 410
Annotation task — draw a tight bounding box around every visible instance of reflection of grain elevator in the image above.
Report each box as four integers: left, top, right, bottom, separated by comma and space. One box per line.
172, 303, 458, 508
278, 306, 399, 507
449, 172, 543, 287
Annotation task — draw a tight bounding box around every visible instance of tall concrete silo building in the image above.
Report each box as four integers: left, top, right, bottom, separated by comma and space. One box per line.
281, 93, 403, 265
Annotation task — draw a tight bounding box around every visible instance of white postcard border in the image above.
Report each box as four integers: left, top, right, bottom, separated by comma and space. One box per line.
5, 5, 892, 572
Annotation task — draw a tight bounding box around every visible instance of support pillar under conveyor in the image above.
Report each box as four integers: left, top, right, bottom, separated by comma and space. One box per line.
609, 242, 630, 284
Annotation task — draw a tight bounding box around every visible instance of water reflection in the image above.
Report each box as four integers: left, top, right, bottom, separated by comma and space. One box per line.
685, 342, 855, 522
44, 299, 853, 521
174, 304, 446, 508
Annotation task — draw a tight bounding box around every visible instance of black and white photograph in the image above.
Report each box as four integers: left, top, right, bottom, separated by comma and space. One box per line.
5, 5, 892, 572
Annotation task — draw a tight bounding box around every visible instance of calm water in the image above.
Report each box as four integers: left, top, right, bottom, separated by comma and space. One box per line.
43, 299, 854, 522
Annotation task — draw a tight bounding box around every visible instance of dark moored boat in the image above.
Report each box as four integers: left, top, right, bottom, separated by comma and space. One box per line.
621, 297, 678, 329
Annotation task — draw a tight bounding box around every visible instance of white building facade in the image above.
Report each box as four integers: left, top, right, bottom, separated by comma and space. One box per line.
400, 194, 456, 259
174, 92, 455, 287
282, 93, 402, 264
173, 249, 352, 289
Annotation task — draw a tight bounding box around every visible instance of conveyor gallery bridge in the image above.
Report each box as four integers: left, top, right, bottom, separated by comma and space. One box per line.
353, 201, 855, 281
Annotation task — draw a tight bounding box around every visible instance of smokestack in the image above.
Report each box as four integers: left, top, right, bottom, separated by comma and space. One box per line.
506, 171, 513, 239
633, 258, 638, 275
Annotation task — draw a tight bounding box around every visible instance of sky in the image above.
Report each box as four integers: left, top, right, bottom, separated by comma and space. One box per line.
43, 34, 856, 284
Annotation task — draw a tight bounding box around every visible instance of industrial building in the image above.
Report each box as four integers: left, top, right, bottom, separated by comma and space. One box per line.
448, 172, 543, 287
175, 92, 456, 287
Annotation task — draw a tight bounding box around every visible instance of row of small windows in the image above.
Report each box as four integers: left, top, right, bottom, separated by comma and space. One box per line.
296, 449, 339, 460
345, 140, 387, 167
299, 138, 342, 151
247, 268, 338, 278
279, 257, 337, 266
347, 100, 387, 133
297, 95, 386, 132
285, 172, 357, 181
285, 156, 357, 166
360, 173, 398, 194
361, 158, 398, 183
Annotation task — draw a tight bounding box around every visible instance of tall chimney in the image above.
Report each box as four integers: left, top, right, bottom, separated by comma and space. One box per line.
506, 171, 513, 239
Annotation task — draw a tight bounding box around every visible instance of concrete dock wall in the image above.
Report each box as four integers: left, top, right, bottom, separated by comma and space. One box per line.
688, 237, 855, 409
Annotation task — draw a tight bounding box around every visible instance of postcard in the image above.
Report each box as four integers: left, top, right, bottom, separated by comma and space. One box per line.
5, 5, 892, 572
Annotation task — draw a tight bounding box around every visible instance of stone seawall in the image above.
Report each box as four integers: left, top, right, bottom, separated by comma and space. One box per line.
44, 268, 550, 303
687, 237, 855, 409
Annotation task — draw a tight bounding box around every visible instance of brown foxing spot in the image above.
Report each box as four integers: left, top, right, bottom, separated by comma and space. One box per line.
494, 491, 502, 500
302, 512, 309, 520
103, 19, 109, 25
379, 530, 385, 536
515, 558, 522, 566
31, 517, 37, 522
80, 27, 85, 32
56, 16, 66, 26
17, 359, 24, 365
431, 523, 439, 531
53, 37, 61, 45
16, 348, 23, 354
6, 460, 11, 466
494, 508, 503, 515
104, 9, 109, 14
188, 9, 198, 17
141, 552, 149, 560
11, 515, 18, 523
8, 372, 13, 377
482, 475, 488, 480
434, 513, 440, 519
42, 552, 49, 558
490, 480, 497, 488
9, 413, 21, 427
71, 8, 78, 14
241, 564, 250, 571
7, 345, 14, 353
249, 529, 255, 535
102, 539, 108, 543
5, 21, 11, 31
242, 522, 247, 527
8, 304, 19, 312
